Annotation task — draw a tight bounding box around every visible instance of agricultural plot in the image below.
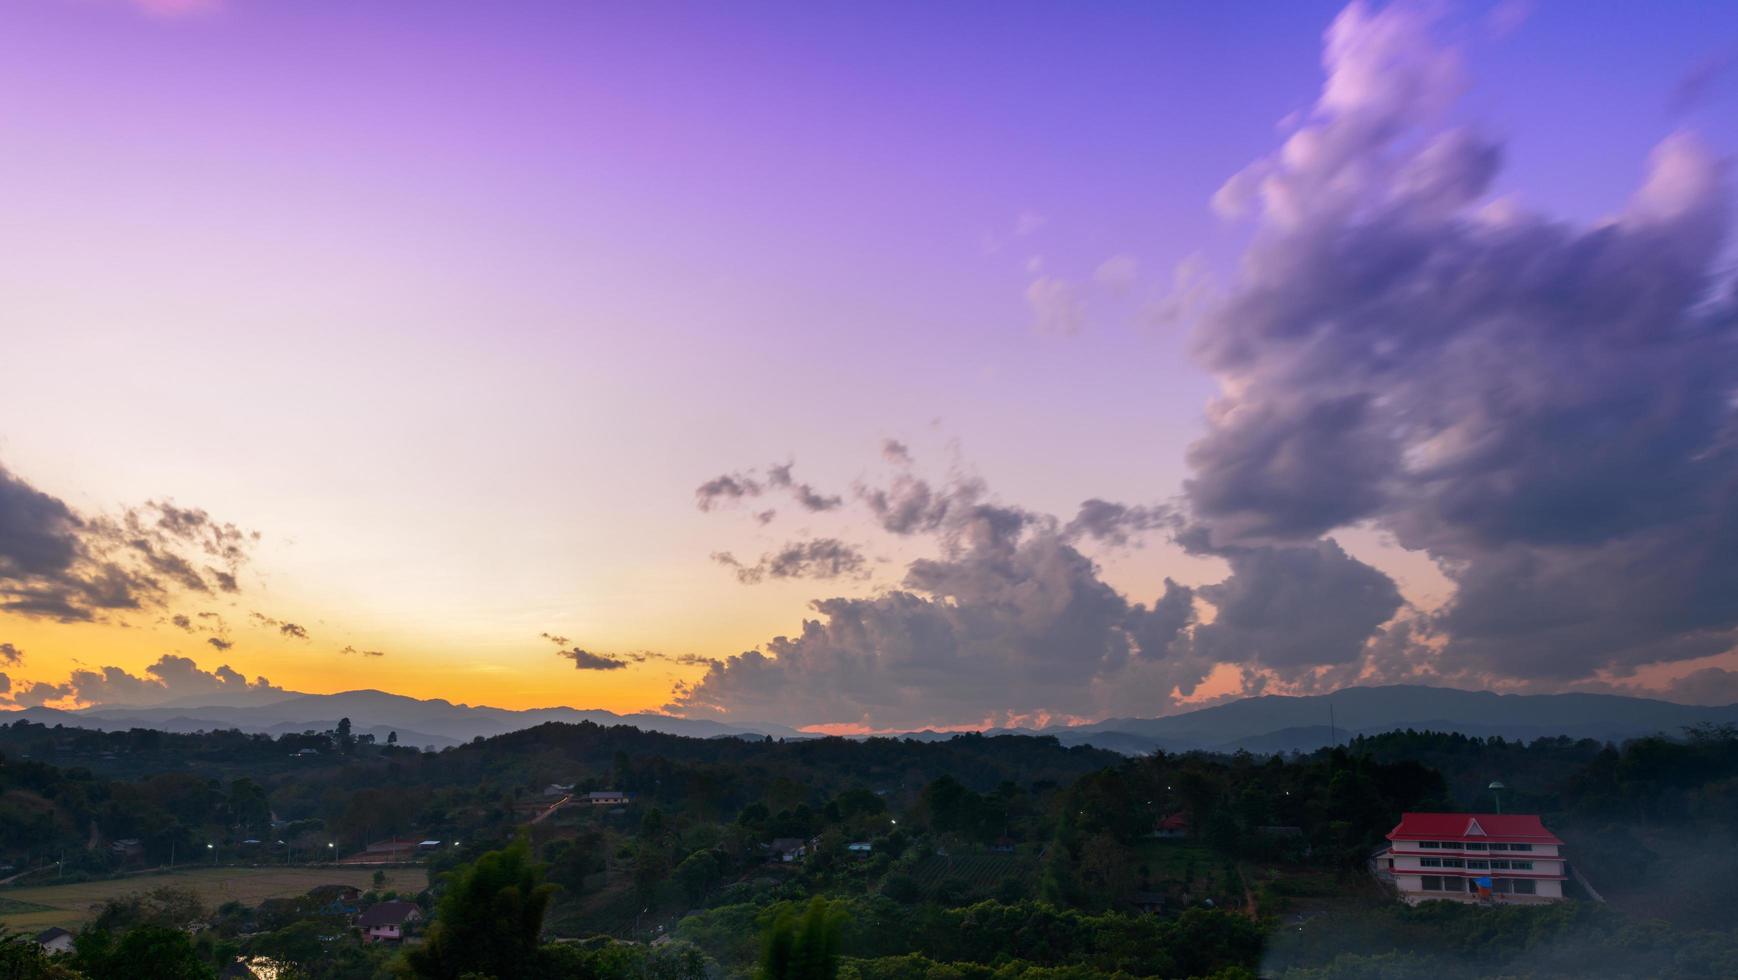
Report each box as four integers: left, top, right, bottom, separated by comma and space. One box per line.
907, 852, 1032, 897
0, 866, 429, 933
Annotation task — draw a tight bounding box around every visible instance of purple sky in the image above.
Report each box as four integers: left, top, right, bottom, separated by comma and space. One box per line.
1, 1, 1735, 726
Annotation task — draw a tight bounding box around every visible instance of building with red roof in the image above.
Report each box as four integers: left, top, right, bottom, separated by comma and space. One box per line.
1378, 812, 1567, 904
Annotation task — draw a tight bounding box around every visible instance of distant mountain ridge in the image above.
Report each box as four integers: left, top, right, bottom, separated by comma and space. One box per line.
7, 688, 800, 748
5, 684, 1734, 755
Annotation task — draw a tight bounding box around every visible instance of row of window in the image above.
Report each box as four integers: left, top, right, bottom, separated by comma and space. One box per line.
1414, 841, 1535, 851
1418, 857, 1535, 870
1419, 876, 1538, 894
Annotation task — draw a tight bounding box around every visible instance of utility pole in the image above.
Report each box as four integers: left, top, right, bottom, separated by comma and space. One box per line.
1488, 781, 1505, 814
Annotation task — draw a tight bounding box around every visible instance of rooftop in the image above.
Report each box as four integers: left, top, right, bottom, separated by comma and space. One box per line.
1387, 812, 1562, 845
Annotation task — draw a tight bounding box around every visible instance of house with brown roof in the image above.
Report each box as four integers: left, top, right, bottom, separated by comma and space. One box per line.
358, 900, 423, 943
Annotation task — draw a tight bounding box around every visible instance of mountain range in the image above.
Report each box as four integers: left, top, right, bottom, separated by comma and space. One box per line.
7, 684, 1735, 754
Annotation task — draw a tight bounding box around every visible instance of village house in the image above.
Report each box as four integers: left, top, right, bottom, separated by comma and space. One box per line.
358, 900, 423, 943
767, 837, 808, 862
306, 884, 363, 915
1379, 812, 1568, 904
361, 838, 424, 862
586, 790, 629, 806
1152, 813, 1189, 839
36, 927, 74, 955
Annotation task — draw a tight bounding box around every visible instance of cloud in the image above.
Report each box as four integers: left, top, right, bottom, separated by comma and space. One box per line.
249, 612, 309, 640
1063, 499, 1176, 547
712, 539, 869, 585
881, 439, 913, 466
671, 493, 1209, 729
0, 460, 257, 623
126, 0, 222, 18
1668, 47, 1737, 113
1185, 1, 1738, 685
695, 461, 841, 515
1093, 254, 1140, 295
59, 654, 281, 707
1026, 276, 1085, 335
1190, 536, 1405, 678
559, 647, 629, 671
8, 679, 72, 708
339, 645, 385, 657
765, 463, 842, 512
1666, 668, 1738, 707
206, 637, 233, 651
0, 642, 20, 666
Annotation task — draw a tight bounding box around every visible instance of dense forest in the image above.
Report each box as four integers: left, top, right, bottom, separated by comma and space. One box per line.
3, 718, 1737, 978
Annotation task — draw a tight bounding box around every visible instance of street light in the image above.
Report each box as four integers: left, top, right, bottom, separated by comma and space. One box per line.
206, 843, 215, 866
1488, 781, 1506, 815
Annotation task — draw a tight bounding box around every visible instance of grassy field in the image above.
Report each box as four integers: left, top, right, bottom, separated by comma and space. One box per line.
0, 866, 429, 933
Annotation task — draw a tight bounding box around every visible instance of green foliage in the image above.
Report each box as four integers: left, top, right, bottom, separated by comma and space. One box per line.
759, 898, 848, 980
72, 925, 214, 980
399, 837, 557, 980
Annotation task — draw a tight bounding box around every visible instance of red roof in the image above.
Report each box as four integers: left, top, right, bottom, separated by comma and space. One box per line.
1157, 812, 1189, 831
1386, 812, 1561, 844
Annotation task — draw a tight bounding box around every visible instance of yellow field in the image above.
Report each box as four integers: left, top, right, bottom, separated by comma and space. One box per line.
0, 866, 429, 933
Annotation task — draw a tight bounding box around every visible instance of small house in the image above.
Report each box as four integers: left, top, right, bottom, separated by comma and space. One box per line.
307, 884, 362, 914
586, 791, 629, 806
846, 842, 873, 856
358, 900, 423, 943
767, 837, 807, 862
36, 927, 74, 955
1153, 813, 1189, 839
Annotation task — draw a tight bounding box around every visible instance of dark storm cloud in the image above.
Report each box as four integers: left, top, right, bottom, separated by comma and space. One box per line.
1189, 2, 1738, 684
8, 679, 71, 707
1191, 537, 1406, 677
61, 654, 281, 707
558, 647, 629, 671
671, 502, 1208, 729
712, 539, 869, 585
0, 460, 257, 622
695, 461, 842, 516
249, 612, 309, 641
1063, 499, 1177, 546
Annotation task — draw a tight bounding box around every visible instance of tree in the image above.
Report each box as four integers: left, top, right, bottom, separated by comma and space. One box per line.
758, 898, 846, 980
335, 717, 356, 755
398, 837, 555, 980
73, 925, 215, 980
388, 731, 398, 746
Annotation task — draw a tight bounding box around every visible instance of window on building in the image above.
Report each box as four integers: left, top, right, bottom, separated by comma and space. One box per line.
1467, 860, 1490, 870
1492, 879, 1513, 893
1418, 841, 1440, 849
1489, 843, 1507, 851
1421, 857, 1443, 868
1421, 876, 1443, 891
1442, 858, 1465, 868
1511, 861, 1533, 871
1464, 842, 1488, 851
1489, 860, 1510, 870
1510, 843, 1533, 852
1511, 879, 1536, 895
1443, 876, 1466, 891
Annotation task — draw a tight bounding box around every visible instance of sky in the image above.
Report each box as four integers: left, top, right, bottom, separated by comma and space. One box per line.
1, 0, 1736, 729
